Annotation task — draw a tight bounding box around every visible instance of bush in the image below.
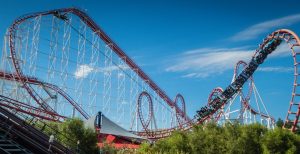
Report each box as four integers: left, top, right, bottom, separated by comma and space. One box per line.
262, 128, 300, 154
137, 123, 300, 154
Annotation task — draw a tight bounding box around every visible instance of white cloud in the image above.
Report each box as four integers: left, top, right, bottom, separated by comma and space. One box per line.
166, 47, 253, 78
230, 14, 300, 41
257, 67, 293, 73
74, 64, 130, 79
166, 43, 292, 78
99, 65, 129, 73
74, 64, 94, 79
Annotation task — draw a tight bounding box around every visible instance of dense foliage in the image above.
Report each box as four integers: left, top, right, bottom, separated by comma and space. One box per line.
138, 122, 300, 154
40, 118, 99, 154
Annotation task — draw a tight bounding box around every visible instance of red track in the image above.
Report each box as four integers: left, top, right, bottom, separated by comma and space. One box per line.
136, 29, 300, 138
207, 87, 224, 122
0, 71, 89, 120
8, 7, 190, 122
234, 61, 274, 121
0, 94, 65, 121
137, 91, 153, 133
3, 7, 300, 139
233, 60, 253, 101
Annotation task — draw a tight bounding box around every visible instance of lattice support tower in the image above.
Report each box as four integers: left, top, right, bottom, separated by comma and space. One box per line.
117, 57, 126, 124
103, 44, 112, 116
61, 16, 71, 117
88, 31, 100, 115
75, 20, 87, 117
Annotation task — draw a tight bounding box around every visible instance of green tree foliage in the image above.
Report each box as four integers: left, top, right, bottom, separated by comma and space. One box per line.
38, 118, 98, 154
189, 123, 227, 154
138, 142, 153, 153
276, 118, 300, 135
100, 142, 118, 154
276, 118, 284, 128
138, 123, 300, 154
262, 127, 300, 154
235, 124, 267, 154
155, 131, 191, 153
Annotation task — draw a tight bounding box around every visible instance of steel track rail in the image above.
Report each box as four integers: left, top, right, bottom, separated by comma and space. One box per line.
8, 8, 190, 122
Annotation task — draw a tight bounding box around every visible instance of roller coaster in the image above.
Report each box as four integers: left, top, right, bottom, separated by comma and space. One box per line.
0, 7, 299, 150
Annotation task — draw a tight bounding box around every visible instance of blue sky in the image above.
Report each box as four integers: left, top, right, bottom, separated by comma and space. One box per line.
0, 0, 300, 121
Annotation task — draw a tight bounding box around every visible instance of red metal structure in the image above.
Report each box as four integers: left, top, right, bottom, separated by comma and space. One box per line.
0, 8, 299, 146
259, 29, 300, 132
8, 8, 190, 123
137, 91, 154, 132
207, 61, 275, 127
207, 87, 224, 122
0, 71, 89, 121
233, 60, 253, 101
196, 29, 300, 132
174, 94, 187, 126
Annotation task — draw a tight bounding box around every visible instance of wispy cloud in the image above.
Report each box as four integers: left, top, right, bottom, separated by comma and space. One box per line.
230, 14, 300, 41
166, 43, 290, 78
74, 64, 129, 79
166, 47, 253, 78
100, 65, 129, 74
257, 67, 293, 73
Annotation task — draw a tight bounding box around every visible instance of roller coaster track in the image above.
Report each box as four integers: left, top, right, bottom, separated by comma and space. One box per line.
136, 29, 300, 139
0, 94, 65, 121
0, 71, 89, 121
207, 61, 275, 124
8, 7, 190, 122
197, 29, 300, 132
206, 87, 224, 122
3, 7, 300, 140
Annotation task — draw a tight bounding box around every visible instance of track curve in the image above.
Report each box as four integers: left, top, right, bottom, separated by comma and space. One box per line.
174, 94, 186, 126
233, 60, 253, 101
0, 71, 89, 120
0, 94, 65, 121
207, 87, 224, 122
137, 29, 300, 139
137, 91, 154, 133
234, 60, 275, 123
197, 29, 300, 132
8, 8, 190, 122
5, 8, 300, 138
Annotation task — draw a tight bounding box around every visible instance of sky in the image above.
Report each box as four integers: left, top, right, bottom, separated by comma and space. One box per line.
0, 0, 300, 121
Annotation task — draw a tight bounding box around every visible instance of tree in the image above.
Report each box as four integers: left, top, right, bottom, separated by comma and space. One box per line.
262, 127, 300, 154
223, 122, 243, 154
276, 118, 300, 135
60, 118, 98, 154
39, 118, 98, 154
150, 130, 191, 153
165, 131, 191, 153
137, 122, 300, 154
234, 123, 267, 154
100, 142, 118, 154
175, 122, 228, 154
276, 118, 284, 128
137, 142, 153, 154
